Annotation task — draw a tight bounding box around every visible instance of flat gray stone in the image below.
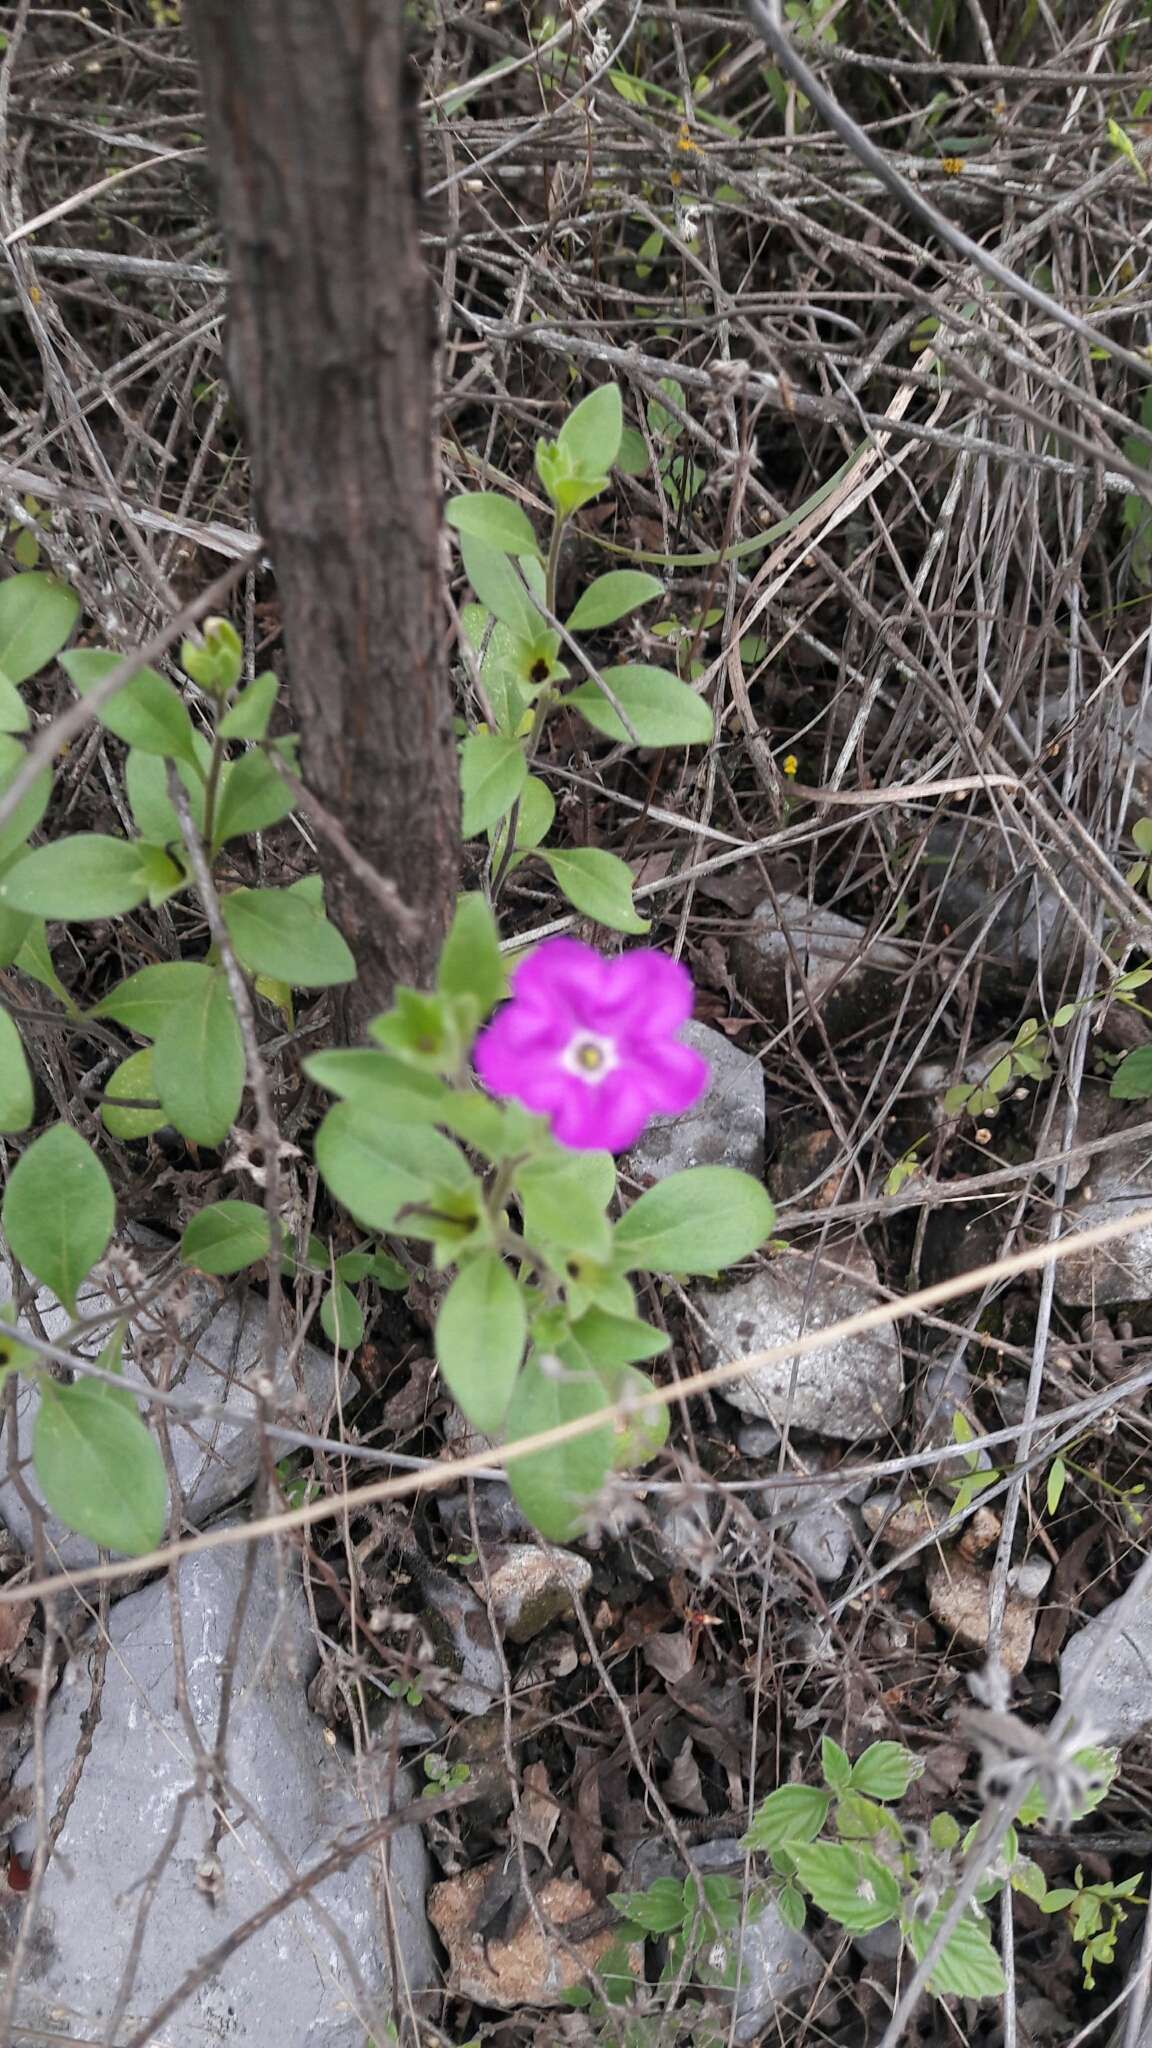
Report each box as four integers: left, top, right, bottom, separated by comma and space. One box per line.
625, 1020, 765, 1183
925, 822, 1080, 996
0, 1242, 347, 1567
1061, 1585, 1152, 1742
729, 892, 905, 1042
4, 1534, 436, 2046
1056, 1142, 1152, 1304
700, 1252, 903, 1440
786, 1501, 854, 1582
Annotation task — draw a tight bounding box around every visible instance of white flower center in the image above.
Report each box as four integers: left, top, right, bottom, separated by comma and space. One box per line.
560, 1029, 619, 1086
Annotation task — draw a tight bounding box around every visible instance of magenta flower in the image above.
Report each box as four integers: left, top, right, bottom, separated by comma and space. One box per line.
474, 937, 709, 1152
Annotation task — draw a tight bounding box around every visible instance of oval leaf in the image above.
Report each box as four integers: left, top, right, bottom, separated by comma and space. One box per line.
557, 383, 623, 475
181, 1200, 271, 1275
0, 734, 52, 866
2, 1124, 115, 1313
0, 835, 152, 921
445, 492, 540, 558
0, 1007, 33, 1133
220, 886, 356, 988
320, 1280, 364, 1350
1111, 1044, 1152, 1099
614, 1166, 775, 1274
314, 1101, 471, 1236
0, 572, 80, 685
151, 971, 244, 1147
211, 746, 296, 849
62, 649, 197, 763
93, 961, 216, 1039
33, 1379, 166, 1555
571, 665, 714, 746
504, 1349, 615, 1541
435, 1251, 527, 1434
460, 731, 528, 838
541, 847, 648, 935
566, 571, 664, 632
100, 1047, 167, 1141
459, 532, 537, 635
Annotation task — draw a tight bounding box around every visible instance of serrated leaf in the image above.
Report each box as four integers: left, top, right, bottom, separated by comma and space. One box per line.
822, 1737, 852, 1792
2, 1124, 115, 1313
609, 1878, 685, 1934
742, 1784, 831, 1852
181, 1201, 271, 1275
540, 846, 648, 934
0, 572, 80, 684
220, 886, 356, 988
320, 1280, 364, 1349
848, 1741, 923, 1802
570, 664, 714, 747
0, 835, 154, 920
33, 1378, 166, 1555
777, 1884, 807, 1931
791, 1843, 901, 1932
218, 671, 278, 740
1111, 1045, 1152, 1099
151, 971, 244, 1146
445, 493, 540, 558
100, 1047, 166, 1141
435, 1251, 527, 1433
93, 961, 216, 1040
904, 1909, 1005, 1998
557, 383, 623, 475
0, 1006, 33, 1132
314, 1101, 473, 1237
566, 571, 664, 632
460, 731, 528, 837
504, 1349, 615, 1541
0, 734, 51, 865
61, 650, 197, 763
614, 1166, 775, 1274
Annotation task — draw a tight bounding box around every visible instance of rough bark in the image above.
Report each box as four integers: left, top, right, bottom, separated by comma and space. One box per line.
185, 0, 458, 1013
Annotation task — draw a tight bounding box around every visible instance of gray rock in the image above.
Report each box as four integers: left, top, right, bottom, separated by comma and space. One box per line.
481, 1544, 591, 1643
625, 1020, 764, 1184
925, 822, 1081, 996
1056, 1142, 1152, 1304
701, 1251, 903, 1440
736, 1420, 782, 1459
5, 1535, 437, 2045
1061, 1585, 1152, 1741
729, 892, 906, 1042
786, 1501, 854, 1582
0, 1245, 346, 1567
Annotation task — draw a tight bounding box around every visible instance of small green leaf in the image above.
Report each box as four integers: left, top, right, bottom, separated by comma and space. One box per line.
570, 665, 714, 746
0, 572, 80, 684
848, 1741, 923, 1802
33, 1378, 166, 1555
566, 571, 664, 632
435, 1250, 527, 1433
647, 377, 685, 442
0, 734, 51, 865
320, 1280, 364, 1349
458, 532, 537, 636
540, 846, 648, 934
609, 1879, 685, 1934
610, 1364, 669, 1467
0, 1007, 33, 1132
445, 493, 540, 558
791, 1843, 901, 1932
0, 835, 154, 920
821, 1736, 852, 1792
151, 971, 244, 1147
210, 745, 296, 849
1111, 1045, 1152, 1099
93, 961, 216, 1040
303, 1048, 450, 1119
314, 1101, 473, 1236
517, 1149, 613, 1261
124, 747, 193, 845
181, 1201, 271, 1275
218, 670, 278, 740
2, 1124, 115, 1313
1047, 1456, 1068, 1515
904, 1909, 1005, 1998
0, 666, 28, 734
100, 1048, 166, 1140
61, 650, 197, 763
220, 886, 356, 988
460, 731, 528, 838
557, 383, 623, 476
742, 1784, 831, 1852
492, 774, 554, 854
437, 891, 507, 1018
504, 1348, 614, 1540
14, 921, 72, 1010
566, 1306, 669, 1370
614, 1166, 775, 1274
777, 1884, 807, 1932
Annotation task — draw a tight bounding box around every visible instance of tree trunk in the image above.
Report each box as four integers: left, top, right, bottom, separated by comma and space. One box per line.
185, 0, 458, 1014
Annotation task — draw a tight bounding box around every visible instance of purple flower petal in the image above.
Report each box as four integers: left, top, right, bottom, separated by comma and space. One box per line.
599, 948, 695, 1039
636, 1040, 711, 1117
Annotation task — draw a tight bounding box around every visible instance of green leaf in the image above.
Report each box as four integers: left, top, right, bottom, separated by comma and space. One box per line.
566, 571, 664, 632
438, 892, 507, 1017
1111, 1045, 1152, 1099
517, 1150, 613, 1261
491, 774, 554, 855
61, 650, 197, 763
904, 1909, 1005, 1999
614, 1166, 775, 1274
181, 1201, 271, 1275
504, 1348, 614, 1541
0, 1007, 33, 1133
848, 1742, 923, 1802
540, 846, 648, 934
320, 1281, 364, 1349
13, 921, 73, 1010
835, 1792, 902, 1842
0, 572, 80, 684
609, 1879, 685, 1935
458, 532, 537, 636
1047, 1456, 1068, 1515
210, 745, 296, 849
33, 1378, 166, 1555
647, 377, 685, 443
93, 961, 216, 1040
557, 383, 623, 476
566, 1306, 669, 1370
435, 1250, 527, 1433
100, 1047, 166, 1140
0, 665, 28, 734
742, 1785, 831, 1853
2, 1124, 115, 1313
821, 1737, 852, 1792
314, 1100, 473, 1236
1133, 817, 1152, 855
124, 746, 200, 845
930, 1812, 962, 1851
151, 971, 244, 1146
570, 665, 714, 746
460, 731, 528, 838
220, 886, 356, 988
445, 493, 540, 558
303, 1048, 450, 1119
0, 835, 154, 920
0, 734, 51, 865
610, 1364, 669, 1467
218, 670, 278, 741
777, 1884, 807, 1932
790, 1843, 901, 1932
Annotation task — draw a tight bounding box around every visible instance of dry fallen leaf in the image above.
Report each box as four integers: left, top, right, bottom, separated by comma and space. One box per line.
520, 1761, 560, 1858
664, 1735, 708, 1816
